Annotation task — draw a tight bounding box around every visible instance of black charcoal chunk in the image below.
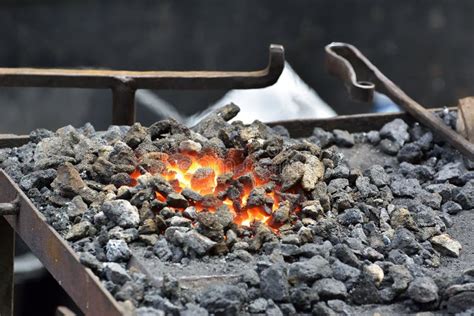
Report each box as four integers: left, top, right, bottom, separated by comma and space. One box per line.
380, 118, 409, 146
407, 277, 438, 303
104, 262, 131, 285
379, 139, 400, 155
288, 255, 332, 283
260, 264, 289, 302
198, 284, 247, 315
333, 129, 354, 147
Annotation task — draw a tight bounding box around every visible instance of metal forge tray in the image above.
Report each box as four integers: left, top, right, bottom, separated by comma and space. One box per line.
0, 107, 457, 316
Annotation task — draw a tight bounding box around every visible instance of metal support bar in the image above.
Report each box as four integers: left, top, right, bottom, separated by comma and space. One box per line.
0, 44, 285, 126
0, 195, 19, 215
0, 216, 15, 316
112, 83, 136, 125
0, 170, 125, 316
56, 306, 77, 316
0, 135, 30, 148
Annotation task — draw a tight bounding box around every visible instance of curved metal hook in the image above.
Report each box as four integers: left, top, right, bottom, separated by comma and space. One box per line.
325, 41, 474, 160
325, 42, 378, 102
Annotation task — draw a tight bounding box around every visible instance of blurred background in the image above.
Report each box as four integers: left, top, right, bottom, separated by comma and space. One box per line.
1, 0, 473, 134
4, 1, 474, 314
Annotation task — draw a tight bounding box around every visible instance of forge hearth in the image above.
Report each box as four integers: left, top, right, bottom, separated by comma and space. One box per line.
2, 104, 474, 315
32, 103, 330, 256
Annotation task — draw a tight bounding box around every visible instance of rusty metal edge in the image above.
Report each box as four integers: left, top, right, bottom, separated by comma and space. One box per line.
0, 134, 29, 148
0, 216, 14, 316
0, 170, 126, 316
0, 108, 453, 150
266, 107, 455, 138
0, 108, 454, 148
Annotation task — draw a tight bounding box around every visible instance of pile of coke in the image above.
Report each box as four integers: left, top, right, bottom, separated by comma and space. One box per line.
2, 104, 473, 315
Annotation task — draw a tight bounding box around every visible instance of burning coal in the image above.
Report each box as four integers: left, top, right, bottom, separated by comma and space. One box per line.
131, 149, 289, 230
121, 104, 326, 234
20, 102, 328, 252
6, 101, 469, 315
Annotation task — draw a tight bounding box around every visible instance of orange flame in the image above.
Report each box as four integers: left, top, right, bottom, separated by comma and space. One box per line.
130, 151, 284, 230
155, 191, 166, 203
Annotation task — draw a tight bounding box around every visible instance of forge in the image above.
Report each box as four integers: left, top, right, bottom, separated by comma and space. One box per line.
126, 136, 323, 233
38, 103, 329, 255
1, 102, 473, 315
130, 149, 283, 229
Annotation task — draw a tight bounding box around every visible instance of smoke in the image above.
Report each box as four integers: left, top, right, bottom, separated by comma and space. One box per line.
135, 90, 184, 122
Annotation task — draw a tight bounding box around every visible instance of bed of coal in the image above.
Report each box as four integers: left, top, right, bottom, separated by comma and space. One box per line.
2, 103, 474, 315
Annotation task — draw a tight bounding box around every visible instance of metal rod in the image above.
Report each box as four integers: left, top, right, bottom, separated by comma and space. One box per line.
325, 42, 474, 160
267, 107, 456, 138
0, 203, 18, 215
0, 45, 284, 90
0, 216, 15, 316
0, 44, 285, 125
0, 170, 125, 316
112, 83, 136, 125
0, 195, 19, 215
0, 107, 458, 146
56, 306, 77, 316
0, 135, 29, 148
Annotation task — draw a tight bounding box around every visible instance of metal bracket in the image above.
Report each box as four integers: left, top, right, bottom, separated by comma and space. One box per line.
0, 44, 285, 125
0, 195, 19, 216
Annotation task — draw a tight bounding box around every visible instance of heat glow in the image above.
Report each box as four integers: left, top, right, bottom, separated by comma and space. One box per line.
131, 150, 284, 229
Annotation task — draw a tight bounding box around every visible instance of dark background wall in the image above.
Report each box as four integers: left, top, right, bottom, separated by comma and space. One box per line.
0, 0, 473, 133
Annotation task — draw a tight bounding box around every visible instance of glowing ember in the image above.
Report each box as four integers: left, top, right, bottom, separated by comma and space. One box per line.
130, 151, 288, 229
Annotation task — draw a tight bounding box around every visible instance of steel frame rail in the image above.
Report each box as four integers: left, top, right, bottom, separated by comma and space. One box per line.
0, 45, 285, 126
